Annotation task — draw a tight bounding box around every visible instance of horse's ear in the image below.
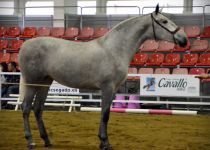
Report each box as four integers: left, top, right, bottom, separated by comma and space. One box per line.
155, 4, 159, 15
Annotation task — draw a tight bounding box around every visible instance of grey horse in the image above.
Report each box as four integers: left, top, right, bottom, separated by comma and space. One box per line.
19, 5, 187, 150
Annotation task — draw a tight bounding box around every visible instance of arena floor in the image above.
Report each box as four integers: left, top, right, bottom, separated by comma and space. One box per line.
0, 110, 210, 150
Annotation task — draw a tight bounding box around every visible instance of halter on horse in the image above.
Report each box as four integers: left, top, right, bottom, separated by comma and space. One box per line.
19, 4, 187, 150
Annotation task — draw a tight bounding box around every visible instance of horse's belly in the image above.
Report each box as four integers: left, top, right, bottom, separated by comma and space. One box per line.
51, 73, 101, 90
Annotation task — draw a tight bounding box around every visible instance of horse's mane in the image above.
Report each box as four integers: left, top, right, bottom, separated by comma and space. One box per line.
109, 13, 150, 32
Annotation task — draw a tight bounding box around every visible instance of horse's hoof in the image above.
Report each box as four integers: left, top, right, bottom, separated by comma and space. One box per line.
27, 143, 36, 149
45, 143, 52, 148
100, 144, 113, 150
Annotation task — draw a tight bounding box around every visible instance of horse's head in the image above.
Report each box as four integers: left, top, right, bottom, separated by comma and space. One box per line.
149, 4, 187, 47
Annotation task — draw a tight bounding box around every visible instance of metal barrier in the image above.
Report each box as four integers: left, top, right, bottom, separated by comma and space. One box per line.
0, 5, 209, 29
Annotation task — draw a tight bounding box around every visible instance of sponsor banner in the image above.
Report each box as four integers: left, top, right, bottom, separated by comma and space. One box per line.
140, 74, 200, 96
49, 81, 79, 94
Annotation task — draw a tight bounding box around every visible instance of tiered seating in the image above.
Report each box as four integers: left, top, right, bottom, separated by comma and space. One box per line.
62, 27, 79, 40
180, 53, 198, 66
10, 53, 19, 64
50, 27, 65, 38
189, 68, 205, 75
7, 40, 23, 52
6, 26, 21, 38
130, 53, 148, 66
190, 39, 209, 52
140, 40, 158, 52
196, 53, 210, 66
0, 53, 11, 63
201, 26, 210, 38
184, 26, 201, 38
20, 27, 37, 38
162, 53, 180, 66
127, 67, 138, 80
77, 27, 94, 40
0, 40, 8, 51
157, 40, 174, 52
146, 53, 164, 66
172, 68, 188, 75
92, 27, 109, 38
38, 27, 51, 36
0, 27, 7, 37
154, 68, 170, 74
138, 68, 154, 74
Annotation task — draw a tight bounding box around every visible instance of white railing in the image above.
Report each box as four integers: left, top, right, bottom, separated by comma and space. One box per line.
1, 72, 210, 111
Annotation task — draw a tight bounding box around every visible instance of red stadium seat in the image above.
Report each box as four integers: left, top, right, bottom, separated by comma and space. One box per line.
201, 26, 210, 38
0, 53, 11, 63
162, 53, 180, 66
38, 27, 51, 36
137, 68, 154, 80
6, 26, 21, 38
77, 27, 94, 40
172, 68, 188, 75
0, 40, 8, 51
10, 53, 19, 64
184, 26, 200, 38
146, 53, 164, 66
62, 27, 79, 40
20, 27, 37, 38
154, 68, 170, 74
196, 53, 210, 66
189, 68, 205, 75
138, 68, 154, 74
180, 53, 198, 66
7, 40, 24, 52
51, 27, 64, 38
130, 53, 148, 66
93, 27, 109, 38
140, 40, 158, 52
157, 40, 175, 52
0, 27, 7, 37
127, 67, 138, 80
190, 39, 209, 52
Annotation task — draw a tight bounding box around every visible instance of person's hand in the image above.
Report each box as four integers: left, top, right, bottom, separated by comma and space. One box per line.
195, 74, 209, 79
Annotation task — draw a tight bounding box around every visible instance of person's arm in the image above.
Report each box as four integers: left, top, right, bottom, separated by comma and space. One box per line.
195, 74, 210, 79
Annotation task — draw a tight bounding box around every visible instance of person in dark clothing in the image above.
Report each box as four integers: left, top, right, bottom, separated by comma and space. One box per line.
5, 62, 20, 97
1, 62, 20, 109
1, 62, 8, 108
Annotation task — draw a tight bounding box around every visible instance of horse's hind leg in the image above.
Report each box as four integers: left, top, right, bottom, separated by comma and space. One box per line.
21, 86, 37, 149
33, 81, 52, 147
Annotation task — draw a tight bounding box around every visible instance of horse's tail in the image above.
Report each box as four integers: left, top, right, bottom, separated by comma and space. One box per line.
19, 76, 26, 102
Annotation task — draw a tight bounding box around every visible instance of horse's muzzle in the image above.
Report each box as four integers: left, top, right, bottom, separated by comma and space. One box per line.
174, 31, 188, 48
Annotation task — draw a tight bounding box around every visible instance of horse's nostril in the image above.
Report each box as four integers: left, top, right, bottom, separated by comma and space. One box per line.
174, 33, 187, 48
179, 37, 187, 47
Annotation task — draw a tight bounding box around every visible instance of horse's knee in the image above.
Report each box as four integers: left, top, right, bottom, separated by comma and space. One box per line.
22, 105, 29, 114
34, 107, 42, 118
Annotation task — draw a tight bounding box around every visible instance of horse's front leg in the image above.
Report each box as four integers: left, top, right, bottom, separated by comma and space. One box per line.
98, 84, 115, 150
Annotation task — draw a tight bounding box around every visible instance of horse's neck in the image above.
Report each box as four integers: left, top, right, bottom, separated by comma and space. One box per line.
99, 15, 151, 65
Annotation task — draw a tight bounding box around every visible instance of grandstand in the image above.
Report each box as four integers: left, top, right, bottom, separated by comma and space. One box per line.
0, 0, 210, 111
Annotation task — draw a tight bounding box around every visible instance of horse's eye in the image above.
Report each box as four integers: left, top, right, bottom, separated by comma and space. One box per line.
162, 20, 168, 24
